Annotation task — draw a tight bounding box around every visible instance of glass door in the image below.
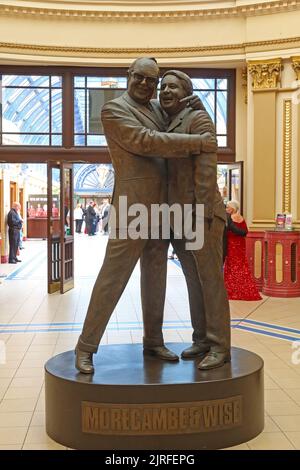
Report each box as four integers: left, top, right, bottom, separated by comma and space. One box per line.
47, 162, 74, 294
217, 161, 244, 213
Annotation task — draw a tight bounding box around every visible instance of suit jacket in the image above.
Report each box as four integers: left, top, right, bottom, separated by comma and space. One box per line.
167, 107, 226, 222
7, 209, 22, 230
101, 92, 206, 228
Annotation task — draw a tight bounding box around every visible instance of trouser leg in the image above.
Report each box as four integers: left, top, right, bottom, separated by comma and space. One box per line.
140, 239, 169, 348
9, 229, 18, 262
78, 236, 148, 353
171, 237, 208, 347
192, 218, 231, 352
8, 229, 14, 262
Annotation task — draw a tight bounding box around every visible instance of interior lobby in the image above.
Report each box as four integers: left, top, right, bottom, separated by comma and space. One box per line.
1, 0, 300, 451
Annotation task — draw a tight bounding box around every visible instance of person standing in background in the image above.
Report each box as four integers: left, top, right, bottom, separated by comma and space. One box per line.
85, 201, 96, 236
7, 202, 22, 264
74, 203, 84, 233
224, 200, 262, 301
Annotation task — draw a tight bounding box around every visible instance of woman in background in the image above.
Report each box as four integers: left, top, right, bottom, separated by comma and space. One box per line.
224, 200, 262, 301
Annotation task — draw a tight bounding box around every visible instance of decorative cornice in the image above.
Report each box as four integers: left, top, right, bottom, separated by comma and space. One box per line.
1, 37, 300, 59
291, 56, 300, 81
248, 58, 282, 90
0, 0, 300, 21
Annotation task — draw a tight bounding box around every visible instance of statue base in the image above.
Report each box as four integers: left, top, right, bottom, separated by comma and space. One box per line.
45, 343, 264, 449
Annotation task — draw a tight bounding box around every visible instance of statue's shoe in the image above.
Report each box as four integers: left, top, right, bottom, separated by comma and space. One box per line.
181, 343, 210, 359
75, 347, 94, 374
143, 346, 179, 361
197, 351, 231, 370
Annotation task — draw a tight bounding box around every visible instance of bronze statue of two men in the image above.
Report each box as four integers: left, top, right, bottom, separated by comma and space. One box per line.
75, 57, 231, 373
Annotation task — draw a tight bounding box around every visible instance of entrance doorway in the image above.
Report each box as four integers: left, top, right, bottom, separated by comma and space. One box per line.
218, 162, 244, 213
0, 162, 114, 294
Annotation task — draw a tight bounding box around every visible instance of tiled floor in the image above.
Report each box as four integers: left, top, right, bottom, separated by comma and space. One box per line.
0, 234, 300, 450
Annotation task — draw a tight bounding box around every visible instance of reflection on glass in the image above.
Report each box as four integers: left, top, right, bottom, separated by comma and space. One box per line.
88, 89, 123, 134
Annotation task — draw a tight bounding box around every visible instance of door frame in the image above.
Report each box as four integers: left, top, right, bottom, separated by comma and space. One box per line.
47, 161, 74, 294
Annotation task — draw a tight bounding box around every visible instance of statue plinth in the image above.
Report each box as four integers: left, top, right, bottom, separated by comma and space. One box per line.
45, 343, 264, 449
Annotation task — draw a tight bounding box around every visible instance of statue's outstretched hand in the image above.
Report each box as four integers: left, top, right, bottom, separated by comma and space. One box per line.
180, 94, 206, 111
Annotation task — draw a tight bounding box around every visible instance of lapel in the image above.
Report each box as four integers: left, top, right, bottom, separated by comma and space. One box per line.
166, 106, 190, 133
122, 92, 164, 129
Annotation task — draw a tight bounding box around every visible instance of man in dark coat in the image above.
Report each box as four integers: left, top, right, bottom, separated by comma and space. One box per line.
7, 202, 22, 264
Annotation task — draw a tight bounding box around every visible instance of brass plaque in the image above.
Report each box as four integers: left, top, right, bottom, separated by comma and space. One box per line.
82, 396, 242, 435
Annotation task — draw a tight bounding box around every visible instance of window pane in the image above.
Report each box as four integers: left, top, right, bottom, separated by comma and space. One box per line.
74, 89, 86, 133
217, 78, 228, 90
3, 88, 50, 133
2, 75, 50, 87
87, 76, 127, 89
51, 76, 62, 88
74, 135, 86, 146
217, 135, 227, 147
216, 91, 227, 134
194, 91, 215, 122
51, 134, 62, 146
87, 135, 107, 146
74, 76, 86, 87
2, 134, 50, 145
88, 89, 123, 134
51, 89, 62, 133
192, 78, 215, 90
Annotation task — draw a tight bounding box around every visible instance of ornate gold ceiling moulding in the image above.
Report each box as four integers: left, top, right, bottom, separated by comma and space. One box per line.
0, 0, 300, 21
291, 56, 300, 80
248, 59, 283, 90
